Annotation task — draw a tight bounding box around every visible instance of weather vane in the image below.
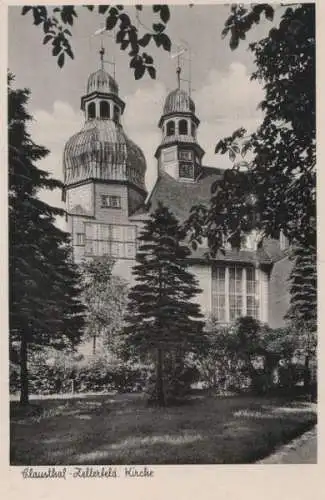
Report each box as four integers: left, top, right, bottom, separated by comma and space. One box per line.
171, 40, 194, 96
93, 26, 116, 79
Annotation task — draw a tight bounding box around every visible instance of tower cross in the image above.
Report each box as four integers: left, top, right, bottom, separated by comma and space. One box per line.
176, 57, 181, 89
99, 44, 105, 71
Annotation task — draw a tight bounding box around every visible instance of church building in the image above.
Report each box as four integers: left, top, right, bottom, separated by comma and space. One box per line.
62, 57, 292, 329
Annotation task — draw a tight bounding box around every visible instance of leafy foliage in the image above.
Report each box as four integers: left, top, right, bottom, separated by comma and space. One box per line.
124, 204, 205, 405
186, 4, 315, 257
21, 5, 172, 79
9, 74, 85, 403
80, 256, 129, 356
9, 347, 149, 395
196, 316, 310, 395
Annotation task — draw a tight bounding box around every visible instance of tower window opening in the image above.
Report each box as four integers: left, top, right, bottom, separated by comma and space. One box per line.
179, 119, 188, 135
76, 233, 84, 246
166, 120, 175, 136
100, 101, 110, 119
179, 163, 194, 179
113, 105, 120, 123
101, 195, 121, 209
179, 150, 192, 161
88, 102, 96, 119
191, 122, 196, 137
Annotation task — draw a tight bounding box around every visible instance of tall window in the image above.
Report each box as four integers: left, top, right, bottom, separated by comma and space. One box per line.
179, 119, 188, 135
84, 223, 136, 259
76, 233, 84, 246
212, 265, 259, 322
100, 101, 110, 119
191, 122, 196, 137
212, 267, 226, 322
229, 266, 243, 321
166, 120, 175, 136
246, 267, 258, 318
113, 105, 119, 122
88, 102, 96, 119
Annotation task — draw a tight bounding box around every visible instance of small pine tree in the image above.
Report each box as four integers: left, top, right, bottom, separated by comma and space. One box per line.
286, 243, 317, 391
124, 204, 205, 406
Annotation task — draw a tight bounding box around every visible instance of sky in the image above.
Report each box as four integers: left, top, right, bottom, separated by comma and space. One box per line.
8, 4, 280, 220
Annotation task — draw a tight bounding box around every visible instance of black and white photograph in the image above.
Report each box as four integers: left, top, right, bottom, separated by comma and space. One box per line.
7, 2, 317, 469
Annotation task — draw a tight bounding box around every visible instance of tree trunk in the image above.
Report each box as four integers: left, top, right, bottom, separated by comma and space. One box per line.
156, 347, 165, 406
20, 333, 29, 406
92, 332, 97, 355
304, 354, 311, 394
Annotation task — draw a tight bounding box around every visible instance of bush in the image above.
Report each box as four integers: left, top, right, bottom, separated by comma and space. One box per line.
195, 316, 316, 397
74, 359, 150, 393
145, 353, 201, 405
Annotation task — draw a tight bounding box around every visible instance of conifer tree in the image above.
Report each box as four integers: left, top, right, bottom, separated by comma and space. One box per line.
286, 244, 317, 390
9, 74, 85, 405
124, 204, 205, 406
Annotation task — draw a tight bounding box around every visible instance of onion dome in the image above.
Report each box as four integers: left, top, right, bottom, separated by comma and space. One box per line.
63, 119, 146, 192
87, 68, 118, 95
163, 88, 195, 115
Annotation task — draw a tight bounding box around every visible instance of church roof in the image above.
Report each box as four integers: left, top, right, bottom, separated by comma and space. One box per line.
63, 119, 146, 190
87, 68, 119, 95
137, 170, 285, 265
144, 168, 223, 222
163, 88, 195, 115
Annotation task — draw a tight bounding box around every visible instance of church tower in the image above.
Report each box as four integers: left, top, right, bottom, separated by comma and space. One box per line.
155, 66, 205, 181
63, 49, 147, 263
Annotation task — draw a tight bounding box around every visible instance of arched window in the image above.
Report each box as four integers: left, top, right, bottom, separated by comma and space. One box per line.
100, 101, 110, 119
88, 102, 96, 119
113, 105, 119, 123
179, 119, 188, 135
191, 122, 196, 137
166, 120, 175, 136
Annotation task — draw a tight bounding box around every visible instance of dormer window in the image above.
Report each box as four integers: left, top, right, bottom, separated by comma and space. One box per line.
179, 163, 194, 179
179, 150, 192, 161
179, 119, 188, 135
100, 101, 110, 119
88, 102, 96, 119
166, 120, 175, 136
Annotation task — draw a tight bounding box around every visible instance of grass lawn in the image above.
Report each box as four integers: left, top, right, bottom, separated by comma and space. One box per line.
10, 392, 317, 465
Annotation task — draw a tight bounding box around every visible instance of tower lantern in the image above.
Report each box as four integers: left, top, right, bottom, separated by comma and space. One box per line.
154, 60, 205, 182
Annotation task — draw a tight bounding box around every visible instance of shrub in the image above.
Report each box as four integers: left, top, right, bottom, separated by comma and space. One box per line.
195, 316, 315, 396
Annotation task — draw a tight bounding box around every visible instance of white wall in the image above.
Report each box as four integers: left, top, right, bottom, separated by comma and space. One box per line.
190, 264, 212, 317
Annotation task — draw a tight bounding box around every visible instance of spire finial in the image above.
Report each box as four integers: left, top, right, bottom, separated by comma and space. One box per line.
99, 43, 105, 70
176, 62, 181, 89
171, 46, 186, 89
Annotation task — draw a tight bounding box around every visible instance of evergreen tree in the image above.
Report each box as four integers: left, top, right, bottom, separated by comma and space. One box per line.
8, 74, 85, 405
286, 244, 317, 390
124, 204, 205, 406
